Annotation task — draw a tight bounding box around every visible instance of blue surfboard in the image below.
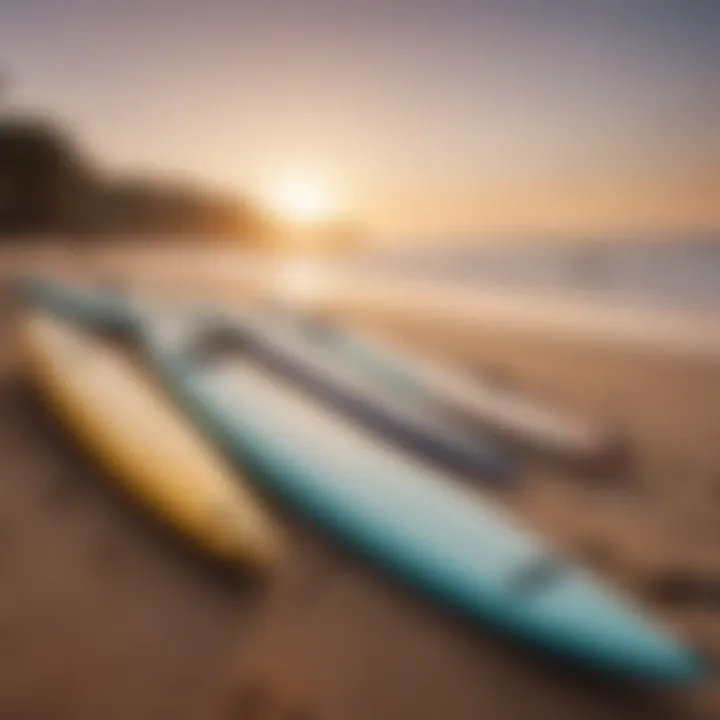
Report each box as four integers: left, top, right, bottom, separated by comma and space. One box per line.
14, 275, 135, 333
139, 316, 703, 683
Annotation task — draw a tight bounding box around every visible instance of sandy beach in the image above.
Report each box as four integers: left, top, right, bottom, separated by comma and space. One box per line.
0, 241, 719, 719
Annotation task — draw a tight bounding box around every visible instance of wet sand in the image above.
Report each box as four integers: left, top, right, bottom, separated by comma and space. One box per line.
1, 241, 719, 719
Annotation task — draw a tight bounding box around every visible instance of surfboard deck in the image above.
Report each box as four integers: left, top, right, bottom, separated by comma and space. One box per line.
264, 305, 619, 468
15, 275, 135, 332
19, 311, 281, 572
204, 312, 512, 482
141, 316, 703, 683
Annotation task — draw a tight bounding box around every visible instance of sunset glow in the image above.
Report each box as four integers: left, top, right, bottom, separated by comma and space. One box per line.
271, 176, 335, 223
4, 2, 718, 238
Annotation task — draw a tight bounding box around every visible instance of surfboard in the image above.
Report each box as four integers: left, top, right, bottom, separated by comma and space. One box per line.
16, 275, 135, 333
19, 312, 281, 572
204, 312, 512, 482
263, 306, 619, 469
139, 315, 703, 683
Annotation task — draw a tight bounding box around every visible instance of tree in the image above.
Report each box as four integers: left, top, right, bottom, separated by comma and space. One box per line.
0, 116, 91, 234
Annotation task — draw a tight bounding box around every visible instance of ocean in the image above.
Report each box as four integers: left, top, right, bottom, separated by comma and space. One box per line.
353, 236, 720, 312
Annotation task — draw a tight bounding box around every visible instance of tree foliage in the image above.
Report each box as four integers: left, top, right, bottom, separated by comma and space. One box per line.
0, 115, 271, 241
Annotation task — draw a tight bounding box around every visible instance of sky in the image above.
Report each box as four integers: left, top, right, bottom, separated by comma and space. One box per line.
1, 0, 719, 239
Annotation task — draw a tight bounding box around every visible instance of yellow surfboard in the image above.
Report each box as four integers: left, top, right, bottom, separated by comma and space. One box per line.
19, 312, 281, 573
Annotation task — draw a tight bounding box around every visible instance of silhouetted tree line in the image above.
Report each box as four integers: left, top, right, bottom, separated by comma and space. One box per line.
0, 115, 273, 240
91, 176, 273, 239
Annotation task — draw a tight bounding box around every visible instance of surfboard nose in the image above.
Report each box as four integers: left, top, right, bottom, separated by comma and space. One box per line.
517, 566, 706, 683
14, 274, 134, 331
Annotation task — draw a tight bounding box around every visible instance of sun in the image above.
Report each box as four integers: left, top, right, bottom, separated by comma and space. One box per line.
272, 175, 334, 223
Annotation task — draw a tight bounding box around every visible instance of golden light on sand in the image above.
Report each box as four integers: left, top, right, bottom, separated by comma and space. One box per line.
275, 257, 330, 303
271, 175, 335, 223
